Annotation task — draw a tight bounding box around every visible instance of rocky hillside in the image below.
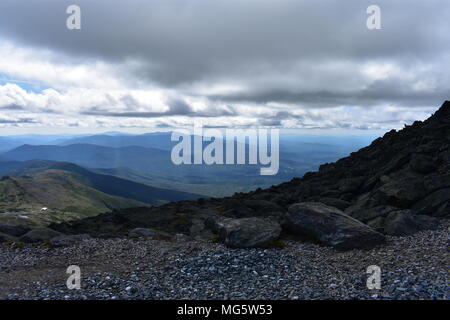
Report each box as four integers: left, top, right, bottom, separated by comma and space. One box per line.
11, 101, 450, 250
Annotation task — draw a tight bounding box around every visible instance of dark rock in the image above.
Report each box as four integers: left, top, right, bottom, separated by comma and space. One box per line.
347, 205, 399, 223
204, 215, 222, 234
128, 228, 172, 239
319, 190, 341, 198
0, 232, 18, 243
20, 228, 63, 243
382, 210, 440, 236
284, 202, 385, 250
412, 188, 450, 217
189, 219, 214, 239
0, 224, 32, 237
49, 234, 91, 247
366, 217, 385, 233
338, 177, 365, 193
376, 177, 427, 208
242, 200, 282, 213
409, 153, 437, 174
222, 199, 254, 217
214, 217, 281, 248
424, 173, 450, 192
312, 197, 351, 211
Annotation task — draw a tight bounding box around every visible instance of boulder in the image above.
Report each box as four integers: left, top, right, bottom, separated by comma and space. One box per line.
20, 228, 63, 243
284, 202, 385, 250
338, 177, 365, 193
347, 205, 399, 223
189, 219, 214, 239
412, 188, 450, 217
213, 217, 281, 248
382, 210, 440, 236
0, 225, 32, 237
0, 232, 18, 243
409, 153, 437, 174
242, 200, 282, 213
49, 234, 91, 247
204, 215, 222, 234
128, 227, 172, 239
376, 177, 427, 208
424, 173, 450, 192
222, 199, 254, 217
311, 197, 351, 211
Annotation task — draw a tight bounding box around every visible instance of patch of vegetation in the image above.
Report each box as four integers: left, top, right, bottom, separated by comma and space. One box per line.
175, 216, 187, 224
267, 239, 288, 248
209, 237, 221, 243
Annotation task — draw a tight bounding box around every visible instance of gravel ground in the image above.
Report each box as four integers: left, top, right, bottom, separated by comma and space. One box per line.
0, 222, 448, 300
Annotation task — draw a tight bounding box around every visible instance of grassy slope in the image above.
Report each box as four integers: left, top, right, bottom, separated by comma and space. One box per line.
0, 169, 146, 227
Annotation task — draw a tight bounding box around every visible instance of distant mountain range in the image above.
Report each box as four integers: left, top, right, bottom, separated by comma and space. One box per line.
0, 129, 379, 226
0, 131, 376, 196
59, 132, 174, 150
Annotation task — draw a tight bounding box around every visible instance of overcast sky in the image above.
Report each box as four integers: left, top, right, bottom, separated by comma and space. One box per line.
0, 0, 449, 134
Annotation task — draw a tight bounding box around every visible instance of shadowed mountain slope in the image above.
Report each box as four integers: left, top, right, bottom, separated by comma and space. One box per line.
0, 170, 145, 215
0, 160, 202, 206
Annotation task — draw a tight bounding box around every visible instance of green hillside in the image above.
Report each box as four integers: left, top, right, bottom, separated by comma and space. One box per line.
0, 169, 146, 227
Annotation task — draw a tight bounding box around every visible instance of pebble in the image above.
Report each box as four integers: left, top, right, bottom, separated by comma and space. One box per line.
0, 221, 448, 300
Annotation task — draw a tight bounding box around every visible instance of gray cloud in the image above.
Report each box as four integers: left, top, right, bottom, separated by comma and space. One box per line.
0, 104, 24, 110
82, 97, 236, 118
0, 117, 38, 124
0, 0, 449, 129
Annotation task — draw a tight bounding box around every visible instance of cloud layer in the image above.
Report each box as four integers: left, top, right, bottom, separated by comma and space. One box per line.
0, 0, 449, 132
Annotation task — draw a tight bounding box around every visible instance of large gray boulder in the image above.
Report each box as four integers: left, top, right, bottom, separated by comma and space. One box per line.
284, 202, 385, 250
19, 227, 63, 243
212, 217, 281, 248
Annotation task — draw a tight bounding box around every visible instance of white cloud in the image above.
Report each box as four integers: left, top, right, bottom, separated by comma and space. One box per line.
0, 0, 449, 134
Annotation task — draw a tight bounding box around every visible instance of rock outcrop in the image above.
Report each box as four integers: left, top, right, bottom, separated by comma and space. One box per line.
208, 216, 281, 248
368, 210, 440, 236
283, 202, 385, 250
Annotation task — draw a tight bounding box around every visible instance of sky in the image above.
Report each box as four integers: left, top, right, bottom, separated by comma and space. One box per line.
0, 0, 449, 134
